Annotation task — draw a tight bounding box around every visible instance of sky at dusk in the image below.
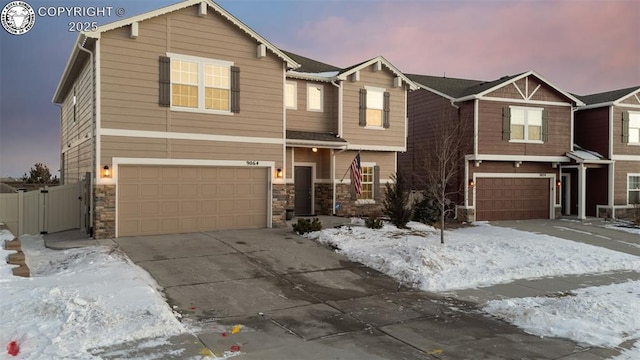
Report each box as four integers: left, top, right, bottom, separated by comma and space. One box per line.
0, 0, 638, 178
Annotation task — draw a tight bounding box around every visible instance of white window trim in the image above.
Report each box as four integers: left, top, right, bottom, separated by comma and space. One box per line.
365, 86, 385, 129
285, 81, 297, 110
356, 162, 376, 203
167, 52, 234, 115
628, 111, 640, 144
627, 173, 640, 205
508, 105, 544, 143
306, 83, 324, 112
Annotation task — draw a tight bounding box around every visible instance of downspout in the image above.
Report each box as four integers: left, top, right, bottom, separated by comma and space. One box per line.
77, 37, 95, 237
331, 80, 343, 215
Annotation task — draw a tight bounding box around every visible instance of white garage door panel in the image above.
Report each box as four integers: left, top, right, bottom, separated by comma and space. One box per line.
118, 165, 268, 237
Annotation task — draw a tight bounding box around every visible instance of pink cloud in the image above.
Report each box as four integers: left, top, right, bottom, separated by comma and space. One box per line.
281, 1, 639, 94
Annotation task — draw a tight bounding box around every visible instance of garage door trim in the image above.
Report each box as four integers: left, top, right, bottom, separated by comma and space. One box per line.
472, 172, 557, 220
112, 158, 275, 237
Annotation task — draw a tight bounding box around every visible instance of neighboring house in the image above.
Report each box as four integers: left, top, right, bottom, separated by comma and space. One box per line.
53, 0, 416, 238
570, 86, 640, 219
399, 71, 584, 222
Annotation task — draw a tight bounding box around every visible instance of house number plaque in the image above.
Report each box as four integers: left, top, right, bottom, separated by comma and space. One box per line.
246, 160, 260, 166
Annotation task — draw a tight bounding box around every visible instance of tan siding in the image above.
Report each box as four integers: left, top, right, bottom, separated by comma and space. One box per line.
335, 151, 396, 182
99, 5, 284, 139
614, 161, 640, 205
286, 147, 293, 179
477, 101, 572, 155
61, 58, 94, 184
100, 136, 282, 171
613, 106, 640, 155
341, 66, 406, 148
286, 79, 338, 133
619, 94, 640, 105
293, 148, 331, 179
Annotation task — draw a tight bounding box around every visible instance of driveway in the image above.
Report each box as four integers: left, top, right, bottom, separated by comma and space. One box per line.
113, 226, 613, 359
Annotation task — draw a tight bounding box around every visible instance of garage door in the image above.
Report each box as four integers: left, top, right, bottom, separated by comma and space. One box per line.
476, 177, 550, 221
118, 165, 268, 236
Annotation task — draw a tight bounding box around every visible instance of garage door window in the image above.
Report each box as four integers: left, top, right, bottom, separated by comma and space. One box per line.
629, 175, 640, 204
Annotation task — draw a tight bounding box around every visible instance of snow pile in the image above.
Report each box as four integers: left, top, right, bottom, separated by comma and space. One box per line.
307, 222, 640, 291
484, 281, 640, 351
0, 233, 187, 358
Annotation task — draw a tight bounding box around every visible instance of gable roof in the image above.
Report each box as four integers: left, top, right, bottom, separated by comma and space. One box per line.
408, 70, 583, 105
573, 86, 640, 107
281, 50, 341, 73
53, 0, 299, 103
336, 56, 419, 90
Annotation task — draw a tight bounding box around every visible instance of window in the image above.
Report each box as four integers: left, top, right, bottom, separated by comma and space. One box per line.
629, 175, 640, 204
285, 81, 297, 109
504, 106, 546, 142
359, 87, 390, 128
163, 54, 238, 113
627, 112, 640, 143
358, 166, 374, 200
307, 84, 323, 111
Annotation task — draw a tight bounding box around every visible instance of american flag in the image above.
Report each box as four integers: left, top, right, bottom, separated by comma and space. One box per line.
350, 153, 362, 196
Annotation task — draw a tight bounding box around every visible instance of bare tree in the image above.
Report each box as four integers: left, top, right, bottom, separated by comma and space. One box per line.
414, 102, 471, 244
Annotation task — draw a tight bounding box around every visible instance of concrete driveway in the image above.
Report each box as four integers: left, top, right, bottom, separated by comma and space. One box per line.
112, 226, 614, 359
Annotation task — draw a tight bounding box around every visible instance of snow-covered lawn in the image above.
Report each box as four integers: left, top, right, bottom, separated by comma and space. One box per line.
0, 232, 189, 359
308, 221, 640, 292
308, 220, 640, 358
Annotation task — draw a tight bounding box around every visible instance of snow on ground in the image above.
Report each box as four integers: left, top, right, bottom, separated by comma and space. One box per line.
605, 223, 640, 236
484, 281, 640, 356
309, 220, 640, 359
0, 232, 193, 359
308, 221, 640, 292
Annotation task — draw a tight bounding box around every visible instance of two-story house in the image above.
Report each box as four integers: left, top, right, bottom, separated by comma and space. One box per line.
53, 0, 416, 238
399, 71, 583, 222
569, 86, 640, 220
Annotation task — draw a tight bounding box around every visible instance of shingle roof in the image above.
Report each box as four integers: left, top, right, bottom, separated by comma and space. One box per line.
286, 130, 347, 143
280, 50, 341, 73
406, 73, 485, 98
572, 86, 640, 106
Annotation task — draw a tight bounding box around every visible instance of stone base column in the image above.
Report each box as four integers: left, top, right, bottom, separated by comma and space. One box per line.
94, 185, 115, 239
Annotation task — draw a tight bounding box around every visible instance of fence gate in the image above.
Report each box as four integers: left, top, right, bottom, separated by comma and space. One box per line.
0, 181, 84, 236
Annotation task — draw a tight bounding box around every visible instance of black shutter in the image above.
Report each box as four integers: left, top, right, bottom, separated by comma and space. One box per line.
373, 165, 380, 201
359, 88, 367, 127
622, 111, 630, 143
502, 107, 511, 140
230, 66, 240, 113
541, 109, 549, 142
159, 56, 170, 107
383, 91, 390, 128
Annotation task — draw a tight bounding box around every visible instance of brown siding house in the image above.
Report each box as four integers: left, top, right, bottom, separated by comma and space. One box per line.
53, 0, 417, 238
572, 86, 640, 219
399, 71, 583, 222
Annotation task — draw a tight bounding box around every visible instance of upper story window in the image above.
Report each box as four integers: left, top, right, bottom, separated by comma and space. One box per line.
623, 111, 640, 144
285, 81, 297, 109
359, 87, 390, 128
307, 84, 323, 112
159, 54, 239, 113
628, 174, 640, 204
503, 106, 548, 143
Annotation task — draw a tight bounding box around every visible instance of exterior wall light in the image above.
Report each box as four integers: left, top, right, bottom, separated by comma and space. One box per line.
556, 180, 562, 187
102, 165, 111, 178
468, 179, 475, 187
276, 168, 283, 178
311, 147, 318, 153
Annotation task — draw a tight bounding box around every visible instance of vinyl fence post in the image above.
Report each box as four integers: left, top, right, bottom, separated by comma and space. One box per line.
18, 190, 24, 236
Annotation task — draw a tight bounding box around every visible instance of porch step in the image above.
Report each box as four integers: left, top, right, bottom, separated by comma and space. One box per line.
4, 239, 21, 251
8, 251, 25, 266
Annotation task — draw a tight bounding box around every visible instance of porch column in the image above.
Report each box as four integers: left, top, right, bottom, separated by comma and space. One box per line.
578, 163, 587, 220
331, 149, 336, 215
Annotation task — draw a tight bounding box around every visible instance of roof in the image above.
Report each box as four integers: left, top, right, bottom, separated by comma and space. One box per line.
280, 50, 341, 73
573, 86, 640, 106
53, 0, 299, 103
408, 70, 583, 105
336, 56, 419, 90
567, 144, 611, 164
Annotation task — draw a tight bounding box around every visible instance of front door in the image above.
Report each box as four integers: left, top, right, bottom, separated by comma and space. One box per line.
294, 166, 313, 215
